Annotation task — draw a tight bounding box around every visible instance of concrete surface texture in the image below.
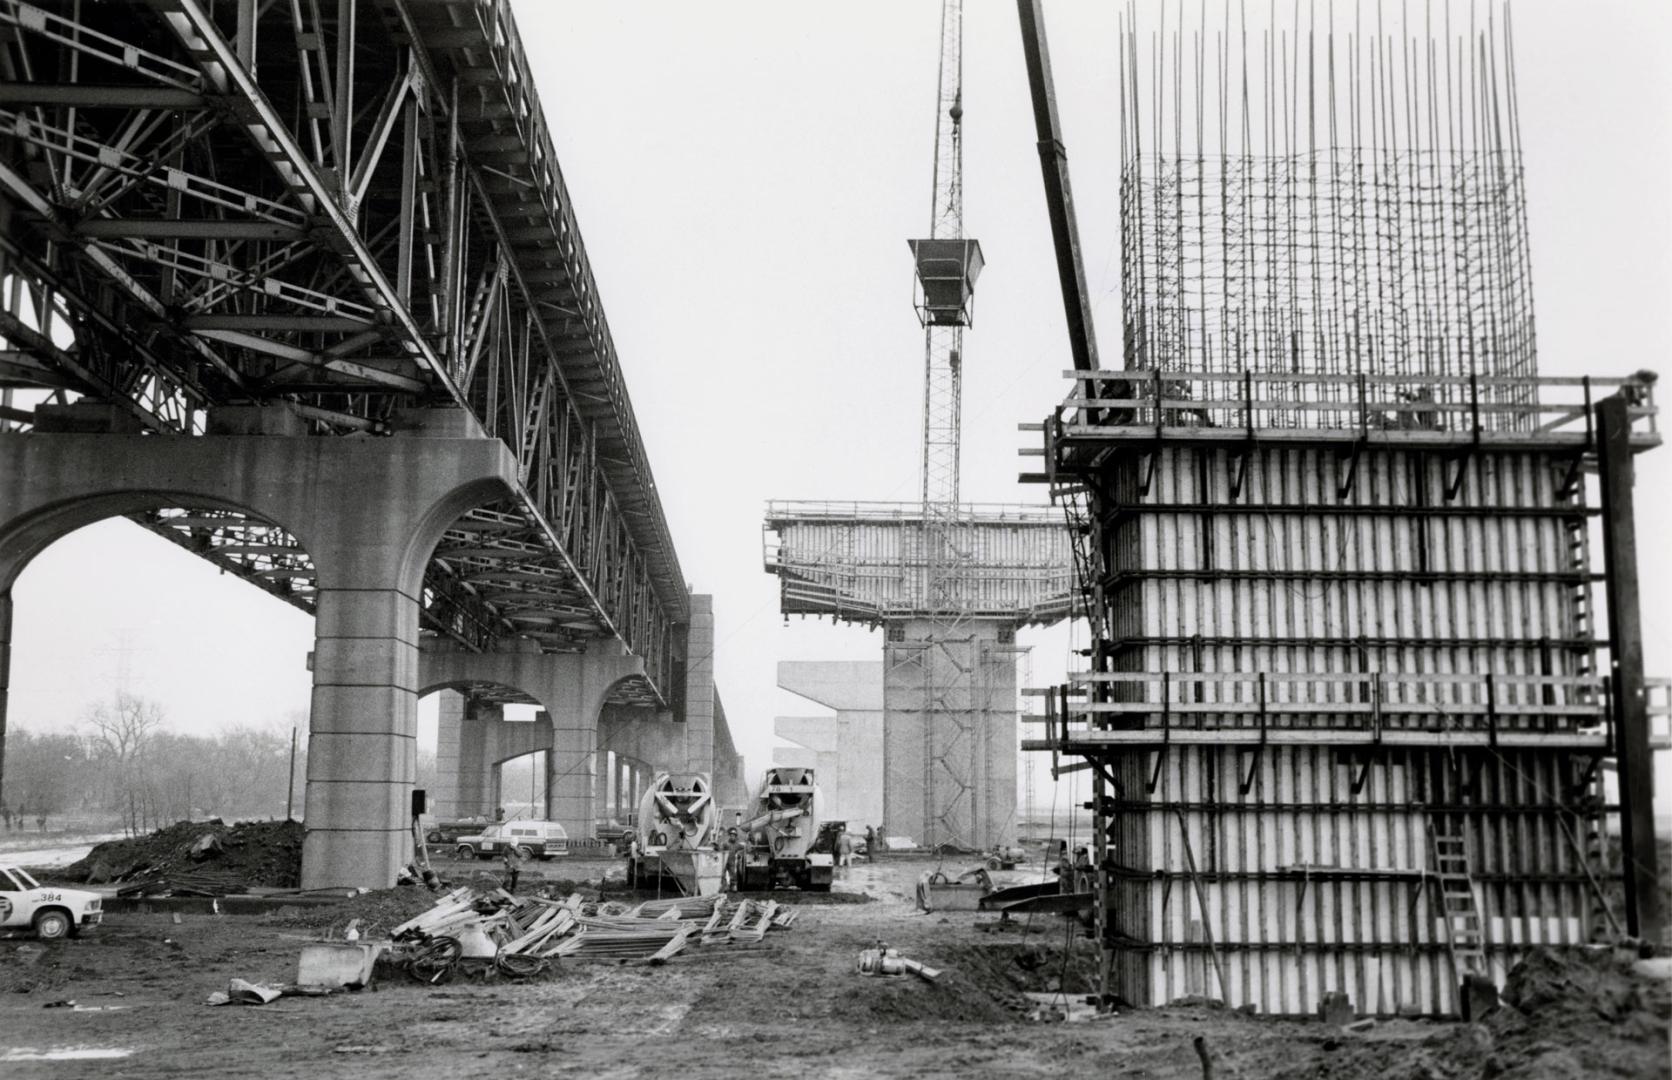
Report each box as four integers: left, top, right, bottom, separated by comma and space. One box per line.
884, 621, 1020, 851
427, 595, 748, 834
775, 660, 886, 827
0, 432, 515, 891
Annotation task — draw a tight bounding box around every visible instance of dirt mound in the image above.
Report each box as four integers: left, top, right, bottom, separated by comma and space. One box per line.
56, 819, 303, 889
935, 939, 1101, 997
1272, 947, 1670, 1080
261, 885, 443, 937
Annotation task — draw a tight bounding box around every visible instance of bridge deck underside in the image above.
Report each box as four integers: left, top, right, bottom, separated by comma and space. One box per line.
0, 0, 690, 695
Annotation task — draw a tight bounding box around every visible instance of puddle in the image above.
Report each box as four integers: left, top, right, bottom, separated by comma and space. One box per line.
0, 1047, 135, 1061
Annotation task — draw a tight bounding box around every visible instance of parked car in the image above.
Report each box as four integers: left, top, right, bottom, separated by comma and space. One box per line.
420, 816, 492, 846
0, 864, 102, 940
594, 816, 636, 854
454, 821, 568, 861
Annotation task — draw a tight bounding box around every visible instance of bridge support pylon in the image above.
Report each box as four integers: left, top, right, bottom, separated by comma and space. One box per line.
0, 430, 516, 889
420, 644, 647, 840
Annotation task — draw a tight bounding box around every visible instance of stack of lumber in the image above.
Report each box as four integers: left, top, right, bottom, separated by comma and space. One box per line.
723, 899, 782, 943
389, 888, 581, 959
385, 888, 798, 965
628, 895, 726, 921
114, 868, 247, 897
548, 925, 694, 963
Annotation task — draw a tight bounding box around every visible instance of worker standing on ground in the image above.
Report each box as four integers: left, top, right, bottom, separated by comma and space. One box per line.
865, 825, 879, 863
501, 841, 522, 893
835, 827, 853, 868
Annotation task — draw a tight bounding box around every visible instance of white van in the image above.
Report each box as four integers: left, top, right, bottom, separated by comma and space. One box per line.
454, 820, 569, 860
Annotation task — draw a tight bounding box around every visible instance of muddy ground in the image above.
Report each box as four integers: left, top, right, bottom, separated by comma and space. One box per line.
1, 855, 1666, 1079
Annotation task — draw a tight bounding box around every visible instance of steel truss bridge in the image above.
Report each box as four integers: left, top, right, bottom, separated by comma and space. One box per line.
0, 0, 687, 699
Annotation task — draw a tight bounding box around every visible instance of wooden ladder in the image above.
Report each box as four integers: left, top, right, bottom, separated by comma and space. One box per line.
1427, 817, 1486, 979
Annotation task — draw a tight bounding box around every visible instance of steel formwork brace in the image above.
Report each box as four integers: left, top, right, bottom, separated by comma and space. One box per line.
1596, 392, 1663, 943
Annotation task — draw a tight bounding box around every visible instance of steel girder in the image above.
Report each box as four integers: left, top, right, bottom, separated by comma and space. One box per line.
0, 0, 686, 698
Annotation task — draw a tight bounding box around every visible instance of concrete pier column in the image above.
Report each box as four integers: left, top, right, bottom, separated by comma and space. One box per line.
303, 585, 420, 887
0, 427, 516, 890
419, 642, 646, 844
431, 690, 465, 818
460, 699, 501, 817
681, 596, 715, 777
0, 591, 11, 816
544, 707, 596, 836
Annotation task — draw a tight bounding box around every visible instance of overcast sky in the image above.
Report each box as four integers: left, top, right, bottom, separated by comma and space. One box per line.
8, 2, 1671, 815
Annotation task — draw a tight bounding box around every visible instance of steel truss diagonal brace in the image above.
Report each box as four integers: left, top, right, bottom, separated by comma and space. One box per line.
146, 0, 459, 405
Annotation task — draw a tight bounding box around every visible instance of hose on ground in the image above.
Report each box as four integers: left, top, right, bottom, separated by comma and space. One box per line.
407, 935, 463, 985
494, 950, 551, 980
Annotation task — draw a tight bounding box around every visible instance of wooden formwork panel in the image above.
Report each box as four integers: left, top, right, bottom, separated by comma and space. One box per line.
772, 517, 1071, 614
1099, 744, 1596, 1016
1083, 442, 1602, 1015
1105, 445, 1593, 718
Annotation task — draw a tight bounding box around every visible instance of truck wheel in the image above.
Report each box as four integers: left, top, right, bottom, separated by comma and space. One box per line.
455, 845, 476, 860
515, 845, 535, 861
426, 830, 443, 844
986, 856, 1003, 871
33, 909, 72, 941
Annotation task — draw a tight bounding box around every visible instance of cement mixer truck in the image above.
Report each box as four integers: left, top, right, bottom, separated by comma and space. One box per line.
727, 767, 833, 892
626, 772, 724, 897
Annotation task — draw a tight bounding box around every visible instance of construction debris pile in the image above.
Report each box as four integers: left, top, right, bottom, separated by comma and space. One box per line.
57, 819, 304, 892
1271, 947, 1672, 1080
384, 887, 796, 984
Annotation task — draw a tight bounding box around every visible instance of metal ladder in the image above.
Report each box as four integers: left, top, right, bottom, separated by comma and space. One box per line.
1427, 817, 1486, 979
1561, 513, 1594, 682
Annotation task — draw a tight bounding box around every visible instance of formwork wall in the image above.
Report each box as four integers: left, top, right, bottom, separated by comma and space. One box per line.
1104, 444, 1591, 685
764, 505, 1073, 621
1087, 441, 1602, 1016
1102, 745, 1594, 1016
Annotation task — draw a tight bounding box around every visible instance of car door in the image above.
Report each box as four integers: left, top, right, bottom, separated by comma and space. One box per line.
0, 868, 27, 927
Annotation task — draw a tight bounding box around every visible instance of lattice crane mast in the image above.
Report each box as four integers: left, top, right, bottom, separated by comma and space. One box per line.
911, 0, 984, 547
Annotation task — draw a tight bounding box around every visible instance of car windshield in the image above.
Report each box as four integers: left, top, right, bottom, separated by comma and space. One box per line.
12, 867, 40, 889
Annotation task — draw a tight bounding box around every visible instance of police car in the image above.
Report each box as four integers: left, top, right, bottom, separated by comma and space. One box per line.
0, 864, 103, 939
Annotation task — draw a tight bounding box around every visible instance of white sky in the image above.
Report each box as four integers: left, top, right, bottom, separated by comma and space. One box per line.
8, 2, 1671, 813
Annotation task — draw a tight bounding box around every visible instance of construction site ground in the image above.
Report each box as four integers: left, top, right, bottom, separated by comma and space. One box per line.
3, 853, 1667, 1079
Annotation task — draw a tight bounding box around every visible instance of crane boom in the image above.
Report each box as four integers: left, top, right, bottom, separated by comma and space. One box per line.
1016, 0, 1101, 372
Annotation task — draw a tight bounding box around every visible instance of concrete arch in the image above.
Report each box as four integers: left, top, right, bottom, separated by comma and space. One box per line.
0, 491, 309, 592
419, 644, 646, 839
0, 430, 519, 889
0, 433, 516, 594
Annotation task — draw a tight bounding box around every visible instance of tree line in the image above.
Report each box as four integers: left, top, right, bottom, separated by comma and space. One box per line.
2, 692, 300, 834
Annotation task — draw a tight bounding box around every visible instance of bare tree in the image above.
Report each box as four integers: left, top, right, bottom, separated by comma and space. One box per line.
84, 693, 165, 834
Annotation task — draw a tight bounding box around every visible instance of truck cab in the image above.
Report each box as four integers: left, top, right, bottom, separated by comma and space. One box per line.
454, 821, 568, 861
0, 865, 103, 940
731, 767, 834, 892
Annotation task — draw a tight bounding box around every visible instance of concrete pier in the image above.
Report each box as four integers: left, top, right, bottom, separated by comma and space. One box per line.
0, 431, 515, 889
774, 661, 886, 828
